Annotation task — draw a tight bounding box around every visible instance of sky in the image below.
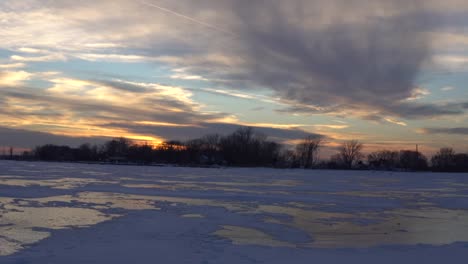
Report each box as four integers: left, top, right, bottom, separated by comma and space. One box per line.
0, 0, 467, 155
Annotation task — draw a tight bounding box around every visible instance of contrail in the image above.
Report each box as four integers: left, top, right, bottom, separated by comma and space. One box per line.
138, 0, 237, 37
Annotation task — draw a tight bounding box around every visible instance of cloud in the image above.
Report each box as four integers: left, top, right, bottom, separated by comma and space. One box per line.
0, 84, 215, 125
11, 54, 67, 62
0, 126, 109, 148
100, 121, 321, 143
390, 101, 468, 118
92, 80, 153, 94
0, 63, 26, 69
224, 1, 435, 119
0, 122, 321, 149
0, 70, 32, 86
136, 0, 468, 120
384, 118, 407, 127
432, 55, 468, 70
17, 47, 49, 54
170, 68, 208, 81
74, 53, 149, 63
0, 72, 235, 142
2, 0, 468, 147
313, 124, 349, 130
422, 127, 468, 135
441, 86, 456, 92
405, 88, 431, 101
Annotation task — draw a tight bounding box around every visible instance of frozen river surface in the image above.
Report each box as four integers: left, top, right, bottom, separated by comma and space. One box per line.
1, 160, 468, 263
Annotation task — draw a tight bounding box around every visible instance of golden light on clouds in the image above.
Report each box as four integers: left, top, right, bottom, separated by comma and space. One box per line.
134, 121, 194, 127
0, 70, 32, 86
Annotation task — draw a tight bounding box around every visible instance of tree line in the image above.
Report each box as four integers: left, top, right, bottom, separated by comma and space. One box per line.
4, 127, 468, 172
28, 127, 282, 167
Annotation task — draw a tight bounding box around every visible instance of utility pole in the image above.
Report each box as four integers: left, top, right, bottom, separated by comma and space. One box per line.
9, 147, 13, 160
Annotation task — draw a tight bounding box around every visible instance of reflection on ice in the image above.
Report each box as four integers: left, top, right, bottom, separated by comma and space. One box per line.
322, 207, 468, 248
0, 238, 22, 257
244, 205, 468, 248
0, 205, 117, 256
1, 207, 115, 229
33, 192, 161, 210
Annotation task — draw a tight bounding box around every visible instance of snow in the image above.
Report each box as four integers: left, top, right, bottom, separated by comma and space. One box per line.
1, 160, 468, 263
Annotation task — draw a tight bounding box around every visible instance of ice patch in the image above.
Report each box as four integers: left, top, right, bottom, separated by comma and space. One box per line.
0, 205, 118, 256
181, 214, 204, 218
0, 178, 118, 189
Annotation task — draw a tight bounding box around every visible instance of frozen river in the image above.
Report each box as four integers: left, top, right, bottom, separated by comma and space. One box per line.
1, 160, 468, 263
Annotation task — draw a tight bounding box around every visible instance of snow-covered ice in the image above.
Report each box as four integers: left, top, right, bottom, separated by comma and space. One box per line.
1, 160, 468, 263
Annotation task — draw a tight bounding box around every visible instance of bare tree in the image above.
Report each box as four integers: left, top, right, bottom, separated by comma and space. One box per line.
338, 140, 364, 169
400, 150, 428, 171
296, 136, 323, 168
202, 134, 221, 153
431, 147, 456, 170
367, 150, 399, 170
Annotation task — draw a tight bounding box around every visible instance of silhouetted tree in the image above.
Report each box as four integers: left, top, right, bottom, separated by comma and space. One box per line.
76, 143, 99, 161
219, 127, 280, 166
368, 150, 400, 170
104, 138, 132, 160
219, 127, 255, 165
201, 134, 221, 163
453, 153, 468, 172
296, 136, 323, 168
400, 150, 428, 171
184, 138, 203, 163
328, 153, 347, 169
27, 127, 462, 172
431, 148, 468, 172
431, 148, 456, 171
128, 143, 154, 164
337, 140, 364, 169
156, 140, 186, 163
34, 145, 74, 161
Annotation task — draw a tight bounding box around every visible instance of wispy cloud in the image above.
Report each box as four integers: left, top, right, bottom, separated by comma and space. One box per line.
74, 53, 149, 63
405, 88, 431, 101
441, 86, 456, 92
0, 63, 26, 69
11, 54, 67, 62
384, 118, 408, 127
421, 127, 468, 135
313, 124, 350, 130
433, 55, 468, 69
